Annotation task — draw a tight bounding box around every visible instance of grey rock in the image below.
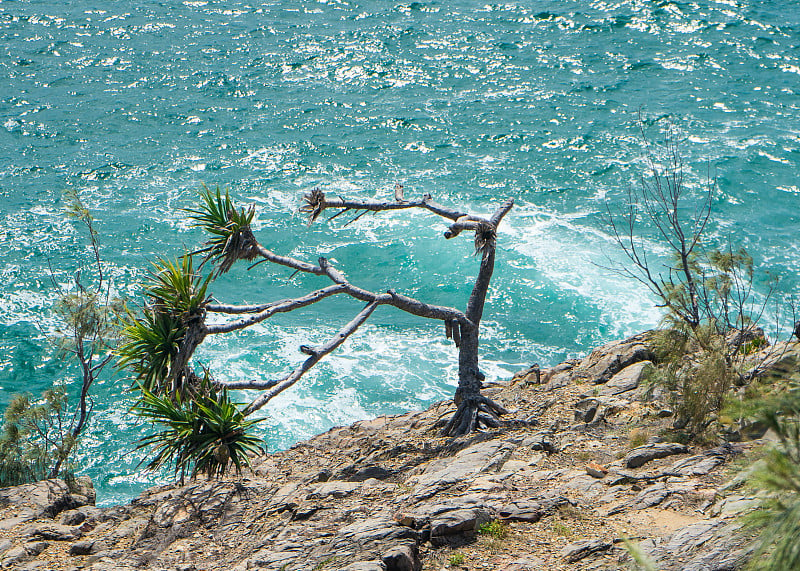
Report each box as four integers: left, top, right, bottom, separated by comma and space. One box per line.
625, 442, 689, 468
0, 515, 36, 531
2, 545, 28, 568
69, 540, 96, 556
151, 482, 237, 527
307, 480, 361, 499
0, 479, 86, 518
497, 555, 546, 570
429, 508, 492, 546
599, 361, 651, 396
341, 563, 387, 571
520, 431, 557, 453
25, 523, 82, 541
574, 398, 599, 423
348, 465, 395, 482
409, 439, 514, 495
382, 543, 421, 571
23, 541, 48, 556
560, 538, 612, 563
334, 517, 418, 549
498, 495, 573, 522
571, 332, 654, 385
60, 506, 103, 526
668, 443, 734, 476
607, 483, 671, 515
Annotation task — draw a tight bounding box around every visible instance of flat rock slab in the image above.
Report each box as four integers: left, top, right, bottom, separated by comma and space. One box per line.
341, 563, 387, 571
409, 439, 515, 494
668, 444, 734, 476
308, 480, 361, 499
0, 479, 87, 518
607, 483, 671, 515
498, 495, 573, 522
599, 361, 652, 396
625, 443, 689, 468
560, 538, 612, 563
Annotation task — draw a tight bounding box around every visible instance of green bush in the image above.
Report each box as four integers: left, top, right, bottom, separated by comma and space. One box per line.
746, 384, 800, 569
478, 519, 509, 539
132, 380, 265, 482
0, 390, 71, 486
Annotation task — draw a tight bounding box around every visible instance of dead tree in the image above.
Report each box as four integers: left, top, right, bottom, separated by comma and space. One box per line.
175, 186, 513, 436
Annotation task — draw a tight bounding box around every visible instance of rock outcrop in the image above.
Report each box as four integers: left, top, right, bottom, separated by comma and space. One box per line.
1, 331, 786, 570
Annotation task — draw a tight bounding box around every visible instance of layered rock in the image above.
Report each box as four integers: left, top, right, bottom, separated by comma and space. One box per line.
1, 331, 787, 570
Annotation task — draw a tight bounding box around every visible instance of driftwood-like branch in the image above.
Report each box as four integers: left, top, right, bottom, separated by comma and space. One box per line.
205, 285, 347, 334
236, 300, 384, 415
194, 187, 515, 434
301, 188, 467, 224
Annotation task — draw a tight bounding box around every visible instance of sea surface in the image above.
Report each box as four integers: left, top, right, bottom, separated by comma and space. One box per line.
1, 0, 798, 505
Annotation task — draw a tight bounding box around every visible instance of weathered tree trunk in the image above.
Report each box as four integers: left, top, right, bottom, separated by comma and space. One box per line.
443, 233, 510, 436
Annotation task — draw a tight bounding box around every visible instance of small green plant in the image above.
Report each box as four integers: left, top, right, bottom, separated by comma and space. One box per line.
622, 535, 658, 571
0, 390, 70, 486
478, 519, 509, 539
628, 427, 650, 449
311, 556, 339, 571
552, 521, 573, 538
448, 552, 466, 566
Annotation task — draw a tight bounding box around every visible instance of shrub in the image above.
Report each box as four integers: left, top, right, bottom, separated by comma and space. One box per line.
478, 519, 509, 539
132, 380, 265, 482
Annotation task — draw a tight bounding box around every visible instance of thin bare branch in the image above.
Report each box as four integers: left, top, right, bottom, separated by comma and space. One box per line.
239, 300, 384, 414
206, 285, 347, 334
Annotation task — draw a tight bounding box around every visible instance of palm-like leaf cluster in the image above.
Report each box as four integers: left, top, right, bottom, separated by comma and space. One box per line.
133, 382, 265, 482
117, 201, 266, 481
117, 256, 210, 394
185, 185, 257, 275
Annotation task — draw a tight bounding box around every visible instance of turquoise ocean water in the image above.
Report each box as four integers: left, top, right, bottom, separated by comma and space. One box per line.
1, 0, 799, 505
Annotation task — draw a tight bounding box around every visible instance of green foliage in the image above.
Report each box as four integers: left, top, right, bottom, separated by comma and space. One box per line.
0, 390, 72, 486
116, 255, 210, 394
478, 519, 508, 539
185, 185, 256, 274
116, 190, 268, 482
0, 189, 119, 484
132, 380, 265, 482
552, 520, 573, 538
621, 535, 658, 571
117, 309, 184, 392
145, 256, 212, 321
448, 552, 466, 566
746, 384, 800, 569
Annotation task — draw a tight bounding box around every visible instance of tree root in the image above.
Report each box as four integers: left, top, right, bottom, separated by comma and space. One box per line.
442, 394, 510, 436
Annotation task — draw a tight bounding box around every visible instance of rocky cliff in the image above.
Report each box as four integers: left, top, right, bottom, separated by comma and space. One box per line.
2, 332, 795, 571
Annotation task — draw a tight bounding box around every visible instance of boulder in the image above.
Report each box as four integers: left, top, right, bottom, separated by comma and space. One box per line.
429, 507, 492, 546
599, 361, 652, 396
560, 538, 612, 562
70, 540, 96, 556
571, 332, 654, 385
498, 495, 573, 522
382, 543, 421, 571
625, 443, 688, 468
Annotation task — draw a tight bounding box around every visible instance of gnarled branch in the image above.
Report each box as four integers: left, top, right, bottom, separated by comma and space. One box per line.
234, 299, 385, 415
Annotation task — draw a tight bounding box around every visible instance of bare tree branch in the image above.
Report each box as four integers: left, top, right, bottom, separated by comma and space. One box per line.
238, 299, 384, 415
